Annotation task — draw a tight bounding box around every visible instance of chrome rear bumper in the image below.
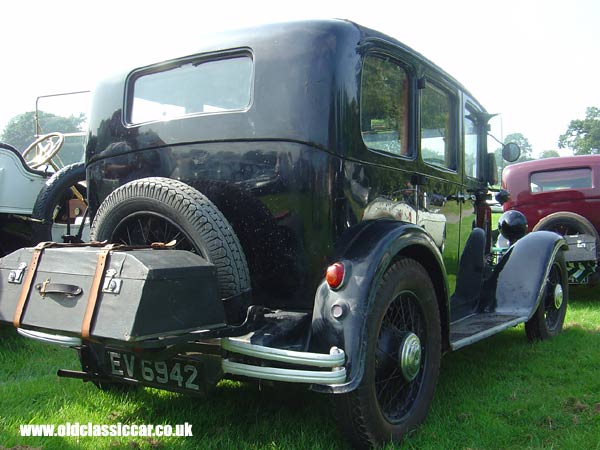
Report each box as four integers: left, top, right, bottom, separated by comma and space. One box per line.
17, 328, 82, 347
17, 329, 348, 386
221, 338, 347, 385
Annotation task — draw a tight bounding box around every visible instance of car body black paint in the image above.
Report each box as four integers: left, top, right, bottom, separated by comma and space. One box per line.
80, 19, 566, 391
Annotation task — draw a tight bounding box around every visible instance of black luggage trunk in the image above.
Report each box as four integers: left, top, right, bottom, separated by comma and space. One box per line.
0, 246, 225, 343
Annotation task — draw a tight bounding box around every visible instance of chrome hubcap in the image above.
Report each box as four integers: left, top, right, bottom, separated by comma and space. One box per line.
399, 332, 421, 382
554, 283, 564, 310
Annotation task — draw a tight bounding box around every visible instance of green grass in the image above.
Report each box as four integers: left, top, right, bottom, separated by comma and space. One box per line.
2, 287, 600, 449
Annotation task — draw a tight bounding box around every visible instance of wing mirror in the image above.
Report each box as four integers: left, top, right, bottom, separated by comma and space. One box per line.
501, 142, 521, 163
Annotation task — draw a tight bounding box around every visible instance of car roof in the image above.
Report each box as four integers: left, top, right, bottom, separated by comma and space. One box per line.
505, 155, 600, 176
120, 19, 485, 111
503, 154, 600, 196
88, 19, 487, 160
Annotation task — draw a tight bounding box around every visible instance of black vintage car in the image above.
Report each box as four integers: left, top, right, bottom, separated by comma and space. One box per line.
0, 20, 568, 449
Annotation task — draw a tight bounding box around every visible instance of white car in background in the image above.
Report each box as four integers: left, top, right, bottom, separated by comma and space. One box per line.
0, 92, 90, 256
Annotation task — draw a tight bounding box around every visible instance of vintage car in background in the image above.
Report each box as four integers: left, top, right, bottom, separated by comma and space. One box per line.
502, 155, 600, 283
0, 20, 569, 449
0, 92, 90, 256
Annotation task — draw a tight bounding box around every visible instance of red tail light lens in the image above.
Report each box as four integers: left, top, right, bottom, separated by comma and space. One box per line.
326, 262, 345, 289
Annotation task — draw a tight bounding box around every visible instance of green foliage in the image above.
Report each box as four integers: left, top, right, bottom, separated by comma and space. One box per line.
540, 149, 561, 159
559, 106, 600, 155
494, 132, 534, 180
504, 132, 533, 162
1, 111, 85, 152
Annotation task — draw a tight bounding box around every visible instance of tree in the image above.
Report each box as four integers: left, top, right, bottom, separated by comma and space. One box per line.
539, 149, 560, 159
558, 107, 600, 155
494, 131, 534, 180
504, 132, 533, 163
1, 111, 85, 151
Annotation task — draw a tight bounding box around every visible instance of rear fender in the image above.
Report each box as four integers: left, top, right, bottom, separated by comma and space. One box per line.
490, 231, 567, 318
309, 219, 448, 393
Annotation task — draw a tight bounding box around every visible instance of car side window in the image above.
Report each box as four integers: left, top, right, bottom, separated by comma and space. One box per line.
361, 54, 411, 157
530, 168, 592, 192
464, 106, 479, 179
421, 83, 456, 170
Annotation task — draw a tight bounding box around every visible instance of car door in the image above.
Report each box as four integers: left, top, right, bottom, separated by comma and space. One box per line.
416, 77, 465, 296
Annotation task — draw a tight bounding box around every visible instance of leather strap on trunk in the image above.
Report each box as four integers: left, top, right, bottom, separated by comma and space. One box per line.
13, 242, 54, 328
81, 246, 113, 339
79, 241, 174, 339
12, 240, 174, 338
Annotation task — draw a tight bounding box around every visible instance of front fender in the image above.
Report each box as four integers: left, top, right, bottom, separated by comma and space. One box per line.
308, 219, 447, 394
491, 231, 567, 318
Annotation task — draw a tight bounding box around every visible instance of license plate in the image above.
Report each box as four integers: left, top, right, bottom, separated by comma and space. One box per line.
105, 350, 201, 392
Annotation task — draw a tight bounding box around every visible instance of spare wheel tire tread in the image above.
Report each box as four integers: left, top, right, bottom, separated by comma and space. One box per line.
31, 162, 87, 243
90, 177, 250, 298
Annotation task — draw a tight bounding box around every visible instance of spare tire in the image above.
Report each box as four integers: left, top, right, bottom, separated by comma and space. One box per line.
533, 211, 600, 258
31, 162, 87, 243
90, 177, 251, 303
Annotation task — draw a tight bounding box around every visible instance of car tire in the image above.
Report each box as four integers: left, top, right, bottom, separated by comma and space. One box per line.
334, 258, 441, 449
525, 251, 568, 341
91, 177, 251, 300
533, 211, 600, 258
87, 177, 251, 392
31, 162, 87, 243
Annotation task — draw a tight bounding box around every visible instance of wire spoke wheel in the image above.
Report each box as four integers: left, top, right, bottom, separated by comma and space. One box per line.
525, 251, 568, 341
543, 263, 564, 331
110, 212, 198, 253
335, 258, 441, 449
375, 292, 426, 423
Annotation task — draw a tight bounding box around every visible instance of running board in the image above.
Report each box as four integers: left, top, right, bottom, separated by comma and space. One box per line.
450, 313, 528, 350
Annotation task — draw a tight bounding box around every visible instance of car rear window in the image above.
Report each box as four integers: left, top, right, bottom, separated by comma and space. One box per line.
530, 167, 592, 193
128, 53, 253, 124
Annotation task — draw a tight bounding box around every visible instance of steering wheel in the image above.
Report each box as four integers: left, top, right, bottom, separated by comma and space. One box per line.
22, 132, 65, 169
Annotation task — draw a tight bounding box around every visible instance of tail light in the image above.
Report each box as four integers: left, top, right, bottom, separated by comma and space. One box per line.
326, 262, 345, 290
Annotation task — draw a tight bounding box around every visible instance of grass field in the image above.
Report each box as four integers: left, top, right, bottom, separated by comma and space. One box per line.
1, 286, 600, 450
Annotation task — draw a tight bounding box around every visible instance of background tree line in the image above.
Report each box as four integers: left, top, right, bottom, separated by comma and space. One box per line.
559, 106, 600, 155
1, 111, 85, 151
494, 106, 599, 172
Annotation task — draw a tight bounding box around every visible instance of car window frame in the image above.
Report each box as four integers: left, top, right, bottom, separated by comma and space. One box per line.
123, 48, 255, 127
359, 50, 416, 162
529, 166, 594, 193
463, 101, 483, 182
419, 78, 458, 174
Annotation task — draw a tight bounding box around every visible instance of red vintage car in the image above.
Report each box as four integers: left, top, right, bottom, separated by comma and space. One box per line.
502, 154, 600, 282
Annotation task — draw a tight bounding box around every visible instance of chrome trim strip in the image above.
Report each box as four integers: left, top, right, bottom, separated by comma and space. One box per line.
17, 328, 82, 347
222, 359, 347, 384
222, 338, 345, 368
